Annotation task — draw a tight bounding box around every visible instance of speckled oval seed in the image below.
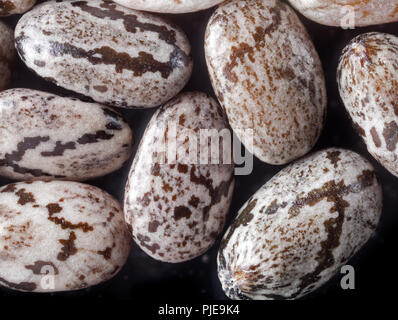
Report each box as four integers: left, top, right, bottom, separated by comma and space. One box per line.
288, 0, 398, 27
0, 180, 131, 292
124, 92, 235, 263
14, 0, 193, 108
113, 0, 225, 14
218, 148, 382, 300
0, 0, 35, 16
0, 88, 133, 181
205, 0, 327, 165
338, 33, 398, 178
0, 21, 14, 91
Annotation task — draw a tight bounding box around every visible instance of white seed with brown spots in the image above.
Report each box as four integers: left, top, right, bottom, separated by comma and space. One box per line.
0, 0, 36, 16
218, 148, 382, 300
288, 0, 398, 27
338, 33, 398, 178
113, 0, 225, 14
0, 21, 14, 91
15, 0, 193, 108
124, 92, 235, 263
0, 180, 131, 292
0, 88, 133, 181
205, 0, 326, 165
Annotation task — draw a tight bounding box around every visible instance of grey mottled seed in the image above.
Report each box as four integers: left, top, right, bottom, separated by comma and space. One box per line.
14, 0, 193, 108
205, 0, 327, 165
288, 0, 398, 27
0, 0, 35, 16
338, 32, 398, 178
113, 0, 225, 14
0, 180, 131, 292
124, 92, 235, 263
0, 88, 133, 181
218, 148, 382, 300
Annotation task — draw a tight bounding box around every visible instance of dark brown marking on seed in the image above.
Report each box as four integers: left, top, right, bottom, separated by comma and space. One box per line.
41, 141, 76, 157
148, 220, 161, 233
0, 136, 57, 177
222, 3, 283, 84
188, 195, 200, 208
49, 41, 187, 80
16, 189, 35, 205
57, 232, 78, 261
190, 166, 233, 221
97, 247, 112, 260
288, 171, 376, 219
77, 130, 114, 144
383, 121, 398, 151
291, 185, 349, 298
41, 1, 191, 78
46, 203, 63, 215
49, 216, 93, 232
93, 85, 108, 93
107, 211, 115, 222
179, 114, 186, 126
136, 234, 160, 254
326, 150, 341, 169
151, 163, 161, 176
25, 261, 59, 275
174, 206, 192, 221
177, 164, 188, 174
353, 122, 366, 137
5, 136, 50, 163
1, 184, 16, 193
370, 127, 381, 148
47, 203, 93, 232
137, 192, 151, 207
0, 277, 36, 292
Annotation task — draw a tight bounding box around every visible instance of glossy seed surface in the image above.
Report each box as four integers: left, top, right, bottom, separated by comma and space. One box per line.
113, 0, 225, 14
288, 0, 398, 27
338, 32, 398, 177
0, 88, 133, 181
218, 148, 382, 300
15, 0, 193, 108
0, 180, 131, 292
124, 92, 235, 263
205, 0, 326, 165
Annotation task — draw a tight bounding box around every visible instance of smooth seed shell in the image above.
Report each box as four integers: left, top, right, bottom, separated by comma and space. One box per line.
0, 180, 132, 292
124, 92, 235, 263
15, 0, 193, 108
338, 32, 398, 177
0, 0, 36, 16
218, 148, 382, 300
205, 0, 326, 165
0, 88, 133, 181
112, 0, 225, 14
288, 0, 398, 27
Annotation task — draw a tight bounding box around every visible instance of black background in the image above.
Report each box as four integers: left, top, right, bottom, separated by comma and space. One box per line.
0, 0, 397, 310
